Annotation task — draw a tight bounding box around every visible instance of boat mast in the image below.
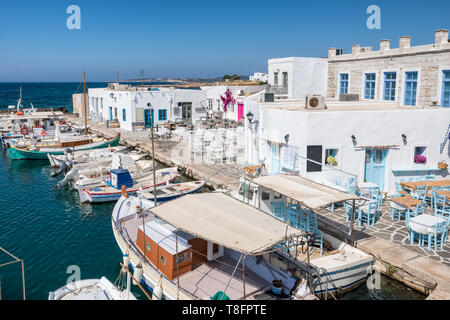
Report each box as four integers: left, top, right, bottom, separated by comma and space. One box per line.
149, 103, 158, 206
83, 72, 87, 136
16, 86, 22, 112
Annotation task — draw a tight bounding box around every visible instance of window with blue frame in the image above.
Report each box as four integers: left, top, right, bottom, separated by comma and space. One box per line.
339, 74, 349, 94
384, 72, 396, 101
122, 108, 126, 121
404, 71, 418, 106
158, 109, 167, 121
364, 73, 376, 99
442, 70, 450, 108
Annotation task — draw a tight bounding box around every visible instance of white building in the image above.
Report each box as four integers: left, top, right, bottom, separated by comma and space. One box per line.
201, 85, 265, 122
245, 29, 450, 193
87, 83, 207, 131
249, 72, 268, 82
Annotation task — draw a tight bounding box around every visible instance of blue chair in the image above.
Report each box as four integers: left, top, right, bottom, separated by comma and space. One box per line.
422, 221, 448, 251
391, 198, 407, 222
435, 206, 450, 223
344, 201, 355, 222
434, 193, 448, 212
272, 202, 285, 221
345, 177, 356, 195
287, 204, 300, 228
395, 182, 407, 196
358, 201, 378, 227
405, 202, 425, 227
412, 185, 428, 204
427, 187, 441, 209
305, 212, 323, 256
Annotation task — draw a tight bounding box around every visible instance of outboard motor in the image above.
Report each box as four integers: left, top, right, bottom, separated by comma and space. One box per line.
51, 161, 71, 178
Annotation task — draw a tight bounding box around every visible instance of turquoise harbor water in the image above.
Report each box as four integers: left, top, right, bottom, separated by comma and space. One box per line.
0, 83, 425, 300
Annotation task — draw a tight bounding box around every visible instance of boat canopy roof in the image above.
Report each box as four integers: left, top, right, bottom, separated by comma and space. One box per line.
149, 192, 304, 256
250, 175, 360, 210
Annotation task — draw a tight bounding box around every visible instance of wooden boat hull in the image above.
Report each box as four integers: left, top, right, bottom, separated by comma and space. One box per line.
8, 135, 120, 160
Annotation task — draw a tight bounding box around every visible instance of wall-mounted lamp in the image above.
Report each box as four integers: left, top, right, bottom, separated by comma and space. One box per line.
110, 93, 114, 98
284, 134, 289, 146
402, 134, 407, 144
246, 111, 259, 124
351, 134, 357, 145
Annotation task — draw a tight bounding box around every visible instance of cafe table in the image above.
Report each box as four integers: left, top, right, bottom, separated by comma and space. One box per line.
400, 179, 450, 192
409, 214, 447, 251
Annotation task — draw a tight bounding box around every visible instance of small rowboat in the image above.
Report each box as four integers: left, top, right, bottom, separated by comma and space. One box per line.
136, 180, 205, 203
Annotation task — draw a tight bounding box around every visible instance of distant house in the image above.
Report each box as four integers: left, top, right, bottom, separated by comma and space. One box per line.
86, 83, 207, 131
249, 72, 268, 82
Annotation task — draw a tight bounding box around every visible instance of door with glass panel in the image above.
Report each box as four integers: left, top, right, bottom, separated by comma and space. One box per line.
442, 70, 450, 108
364, 148, 387, 190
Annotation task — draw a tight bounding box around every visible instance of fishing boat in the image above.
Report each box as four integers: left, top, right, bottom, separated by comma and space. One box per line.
112, 192, 318, 300
132, 180, 205, 203
48, 276, 136, 300
78, 167, 181, 203
8, 134, 121, 160
231, 175, 374, 298
48, 145, 129, 168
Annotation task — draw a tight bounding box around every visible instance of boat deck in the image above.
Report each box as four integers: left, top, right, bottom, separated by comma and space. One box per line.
178, 254, 271, 300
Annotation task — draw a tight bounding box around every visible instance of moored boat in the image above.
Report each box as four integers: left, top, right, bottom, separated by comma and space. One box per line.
231, 175, 374, 298
8, 134, 121, 160
78, 167, 181, 203
112, 192, 318, 300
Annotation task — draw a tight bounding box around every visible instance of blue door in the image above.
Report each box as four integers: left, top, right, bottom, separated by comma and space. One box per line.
144, 109, 154, 128
271, 143, 281, 174
109, 107, 113, 121
364, 148, 387, 190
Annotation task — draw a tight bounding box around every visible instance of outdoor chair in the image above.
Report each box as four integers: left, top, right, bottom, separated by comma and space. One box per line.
412, 185, 428, 204
271, 202, 285, 221
305, 212, 323, 256
434, 193, 448, 212
358, 201, 379, 227
287, 204, 300, 228
391, 198, 408, 222
427, 187, 441, 209
420, 221, 449, 251
405, 202, 425, 227
344, 201, 355, 222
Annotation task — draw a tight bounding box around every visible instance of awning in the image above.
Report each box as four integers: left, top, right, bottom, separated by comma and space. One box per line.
149, 192, 304, 255
251, 175, 360, 210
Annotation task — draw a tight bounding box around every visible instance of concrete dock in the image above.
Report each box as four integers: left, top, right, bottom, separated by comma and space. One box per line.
66, 114, 450, 299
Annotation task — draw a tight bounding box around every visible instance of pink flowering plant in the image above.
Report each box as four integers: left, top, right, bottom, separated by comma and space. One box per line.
414, 154, 427, 164
220, 89, 235, 113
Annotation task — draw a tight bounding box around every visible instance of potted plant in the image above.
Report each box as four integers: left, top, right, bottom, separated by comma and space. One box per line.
271, 279, 283, 295
414, 154, 427, 165
326, 156, 338, 166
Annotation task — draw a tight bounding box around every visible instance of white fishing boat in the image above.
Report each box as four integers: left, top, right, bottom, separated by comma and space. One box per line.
111, 192, 319, 300
231, 175, 374, 298
48, 145, 129, 168
48, 276, 136, 300
129, 180, 205, 203
78, 167, 181, 203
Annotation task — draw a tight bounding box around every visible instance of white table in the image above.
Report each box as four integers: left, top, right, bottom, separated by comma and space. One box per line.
409, 214, 446, 234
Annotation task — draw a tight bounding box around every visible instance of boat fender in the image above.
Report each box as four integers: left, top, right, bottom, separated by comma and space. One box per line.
152, 278, 163, 300
41, 130, 47, 136
132, 264, 143, 285
121, 185, 128, 198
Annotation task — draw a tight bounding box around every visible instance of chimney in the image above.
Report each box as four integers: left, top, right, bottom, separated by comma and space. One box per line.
328, 48, 336, 58
352, 45, 361, 54
380, 40, 390, 51
399, 36, 411, 49
435, 29, 449, 45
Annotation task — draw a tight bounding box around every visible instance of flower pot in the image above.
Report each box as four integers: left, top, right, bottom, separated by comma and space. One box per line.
438, 161, 448, 170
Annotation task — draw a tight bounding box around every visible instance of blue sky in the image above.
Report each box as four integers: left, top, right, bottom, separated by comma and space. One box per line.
0, 0, 449, 82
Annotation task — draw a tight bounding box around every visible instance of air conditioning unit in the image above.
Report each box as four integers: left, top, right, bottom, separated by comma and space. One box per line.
305, 95, 326, 110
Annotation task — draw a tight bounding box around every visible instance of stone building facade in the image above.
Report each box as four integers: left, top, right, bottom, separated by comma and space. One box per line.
327, 29, 450, 107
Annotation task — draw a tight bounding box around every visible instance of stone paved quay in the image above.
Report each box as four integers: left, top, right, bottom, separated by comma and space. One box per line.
65, 114, 450, 299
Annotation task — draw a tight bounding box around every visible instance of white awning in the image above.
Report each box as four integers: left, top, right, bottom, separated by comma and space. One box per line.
251, 175, 360, 210
149, 192, 304, 255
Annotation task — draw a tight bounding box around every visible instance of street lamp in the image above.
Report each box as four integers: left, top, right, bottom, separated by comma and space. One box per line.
246, 111, 259, 124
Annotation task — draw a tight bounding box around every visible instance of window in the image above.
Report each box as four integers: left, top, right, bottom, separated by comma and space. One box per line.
442, 70, 450, 108
325, 148, 338, 166
306, 145, 322, 172
160, 256, 166, 265
404, 72, 418, 106
180, 102, 192, 119
339, 74, 349, 94
122, 108, 126, 121
364, 73, 376, 99
158, 109, 167, 121
282, 72, 288, 87
176, 251, 192, 264
384, 72, 396, 101
261, 191, 270, 200
414, 146, 427, 164
146, 242, 151, 252
238, 185, 254, 200
274, 72, 278, 85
